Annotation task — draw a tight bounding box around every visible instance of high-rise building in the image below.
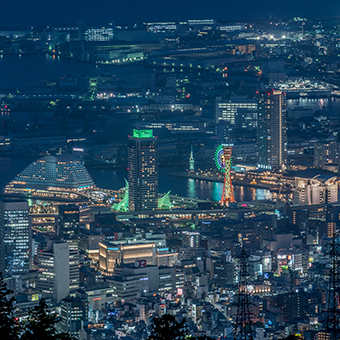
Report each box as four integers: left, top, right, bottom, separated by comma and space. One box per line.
58, 204, 80, 250
257, 89, 287, 169
128, 129, 158, 211
37, 241, 70, 302
0, 200, 30, 274
37, 240, 79, 302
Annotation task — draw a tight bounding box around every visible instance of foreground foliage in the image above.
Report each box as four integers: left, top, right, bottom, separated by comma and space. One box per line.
0, 273, 74, 340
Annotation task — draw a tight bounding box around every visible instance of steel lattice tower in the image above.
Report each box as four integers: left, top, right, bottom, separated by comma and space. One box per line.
324, 232, 340, 340
220, 144, 236, 207
233, 248, 254, 340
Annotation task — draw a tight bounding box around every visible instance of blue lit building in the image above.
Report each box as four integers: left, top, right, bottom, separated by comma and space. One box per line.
0, 200, 30, 274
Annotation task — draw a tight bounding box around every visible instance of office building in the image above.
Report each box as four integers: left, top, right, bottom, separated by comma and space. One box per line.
314, 141, 340, 168
69, 248, 80, 291
215, 97, 257, 124
83, 27, 115, 41
128, 129, 158, 211
257, 89, 287, 169
37, 241, 70, 302
79, 229, 102, 261
212, 262, 234, 286
58, 204, 80, 250
182, 231, 200, 248
235, 108, 258, 129
60, 291, 88, 337
37, 241, 79, 302
108, 264, 176, 301
294, 175, 338, 206
0, 200, 30, 274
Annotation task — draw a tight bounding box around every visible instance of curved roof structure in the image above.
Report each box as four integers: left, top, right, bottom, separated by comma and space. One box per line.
6, 155, 94, 191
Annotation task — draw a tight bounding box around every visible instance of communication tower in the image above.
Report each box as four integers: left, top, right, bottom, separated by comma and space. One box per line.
189, 145, 195, 172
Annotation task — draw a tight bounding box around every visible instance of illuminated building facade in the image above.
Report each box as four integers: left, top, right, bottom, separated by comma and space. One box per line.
0, 200, 30, 274
215, 97, 257, 124
37, 241, 70, 302
182, 231, 200, 248
99, 241, 157, 274
314, 141, 340, 168
257, 89, 287, 169
84, 27, 115, 41
5, 155, 94, 198
294, 176, 338, 206
60, 293, 88, 337
128, 129, 158, 211
108, 264, 176, 301
58, 204, 80, 250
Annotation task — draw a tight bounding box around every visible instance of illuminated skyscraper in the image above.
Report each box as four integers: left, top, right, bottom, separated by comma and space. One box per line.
0, 200, 30, 274
257, 89, 287, 169
58, 204, 80, 250
128, 129, 158, 211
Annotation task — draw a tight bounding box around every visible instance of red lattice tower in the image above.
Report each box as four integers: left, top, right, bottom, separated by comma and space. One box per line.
221, 144, 236, 207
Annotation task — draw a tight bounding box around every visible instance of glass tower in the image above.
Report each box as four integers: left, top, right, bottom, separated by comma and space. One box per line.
128, 129, 158, 211
0, 200, 30, 274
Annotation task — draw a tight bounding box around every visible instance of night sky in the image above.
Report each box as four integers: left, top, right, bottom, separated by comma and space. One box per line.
1, 0, 340, 28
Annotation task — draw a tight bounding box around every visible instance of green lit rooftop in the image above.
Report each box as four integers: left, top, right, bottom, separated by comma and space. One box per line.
132, 129, 154, 139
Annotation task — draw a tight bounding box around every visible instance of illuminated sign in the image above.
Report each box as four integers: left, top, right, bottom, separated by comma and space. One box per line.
31, 294, 39, 301
73, 148, 84, 152
135, 260, 147, 267
132, 129, 153, 139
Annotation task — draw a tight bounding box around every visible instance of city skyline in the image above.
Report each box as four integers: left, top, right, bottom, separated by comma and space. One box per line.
1, 6, 340, 340
1, 1, 340, 28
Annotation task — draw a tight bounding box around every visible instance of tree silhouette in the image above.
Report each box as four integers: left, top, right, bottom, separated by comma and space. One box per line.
0, 272, 19, 339
148, 314, 189, 340
147, 314, 214, 340
21, 298, 74, 340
